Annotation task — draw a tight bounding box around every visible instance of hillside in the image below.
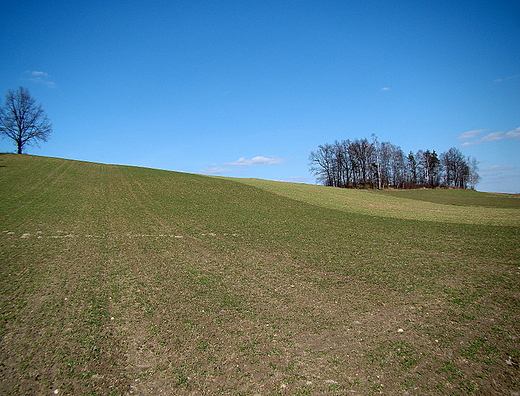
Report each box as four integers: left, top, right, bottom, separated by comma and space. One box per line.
1, 154, 519, 395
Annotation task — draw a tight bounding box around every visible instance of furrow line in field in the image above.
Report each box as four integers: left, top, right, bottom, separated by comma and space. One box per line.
1, 159, 74, 220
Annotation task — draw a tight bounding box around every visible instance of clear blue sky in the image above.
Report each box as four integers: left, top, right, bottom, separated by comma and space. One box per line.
1, 0, 519, 192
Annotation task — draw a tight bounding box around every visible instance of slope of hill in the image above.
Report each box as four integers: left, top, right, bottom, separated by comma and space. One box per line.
234, 178, 520, 226
1, 154, 519, 395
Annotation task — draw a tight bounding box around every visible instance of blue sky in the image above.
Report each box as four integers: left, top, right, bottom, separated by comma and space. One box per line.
1, 0, 519, 192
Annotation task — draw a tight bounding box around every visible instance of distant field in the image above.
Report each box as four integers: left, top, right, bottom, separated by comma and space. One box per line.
1, 154, 519, 395
234, 178, 520, 226
377, 188, 520, 209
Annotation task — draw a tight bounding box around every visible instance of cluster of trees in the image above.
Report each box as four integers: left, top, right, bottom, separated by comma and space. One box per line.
309, 135, 480, 190
0, 87, 52, 154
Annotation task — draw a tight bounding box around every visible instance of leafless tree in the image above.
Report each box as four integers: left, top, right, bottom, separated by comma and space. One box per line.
406, 152, 418, 187
467, 156, 481, 190
441, 147, 476, 189
418, 150, 441, 187
348, 138, 375, 187
309, 143, 336, 186
310, 136, 480, 190
0, 87, 52, 154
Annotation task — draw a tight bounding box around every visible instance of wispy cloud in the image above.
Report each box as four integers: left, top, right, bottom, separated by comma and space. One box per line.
380, 87, 390, 91
199, 166, 234, 175
224, 156, 286, 167
460, 127, 520, 147
200, 155, 287, 176
479, 131, 506, 143
477, 165, 520, 193
285, 176, 312, 183
505, 128, 520, 139
25, 70, 55, 87
457, 129, 486, 140
493, 74, 520, 83
482, 165, 515, 172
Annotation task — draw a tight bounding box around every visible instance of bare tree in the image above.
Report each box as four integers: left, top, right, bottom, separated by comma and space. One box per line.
372, 134, 382, 189
309, 137, 480, 190
309, 144, 336, 186
406, 152, 418, 187
0, 87, 52, 154
441, 147, 469, 188
348, 138, 375, 187
390, 146, 406, 188
418, 150, 440, 187
467, 156, 481, 190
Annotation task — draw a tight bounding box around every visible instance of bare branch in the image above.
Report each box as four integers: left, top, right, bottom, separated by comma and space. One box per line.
0, 87, 52, 154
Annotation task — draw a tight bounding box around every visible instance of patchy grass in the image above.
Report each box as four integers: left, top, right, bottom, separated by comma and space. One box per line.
1, 153, 519, 395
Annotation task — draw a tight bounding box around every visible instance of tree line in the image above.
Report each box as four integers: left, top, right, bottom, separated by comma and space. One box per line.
309, 135, 480, 189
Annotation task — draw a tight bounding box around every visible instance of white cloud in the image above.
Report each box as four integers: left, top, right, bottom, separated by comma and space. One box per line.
32, 71, 49, 77
199, 166, 233, 175
460, 127, 520, 146
224, 156, 286, 167
457, 129, 486, 140
493, 74, 520, 83
505, 127, 520, 139
200, 155, 287, 176
285, 176, 313, 183
480, 131, 506, 142
381, 87, 390, 91
25, 70, 55, 87
482, 165, 515, 172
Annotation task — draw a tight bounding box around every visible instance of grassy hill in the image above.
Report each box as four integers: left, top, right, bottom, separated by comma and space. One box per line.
1, 154, 519, 395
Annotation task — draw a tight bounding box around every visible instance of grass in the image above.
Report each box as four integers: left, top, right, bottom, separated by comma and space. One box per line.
378, 188, 520, 208
234, 178, 520, 225
1, 153, 519, 395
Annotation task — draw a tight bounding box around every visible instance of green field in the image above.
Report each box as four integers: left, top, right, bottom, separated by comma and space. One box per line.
1, 154, 519, 395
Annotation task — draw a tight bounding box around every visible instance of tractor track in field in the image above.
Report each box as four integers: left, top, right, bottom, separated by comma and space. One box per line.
1, 155, 519, 395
